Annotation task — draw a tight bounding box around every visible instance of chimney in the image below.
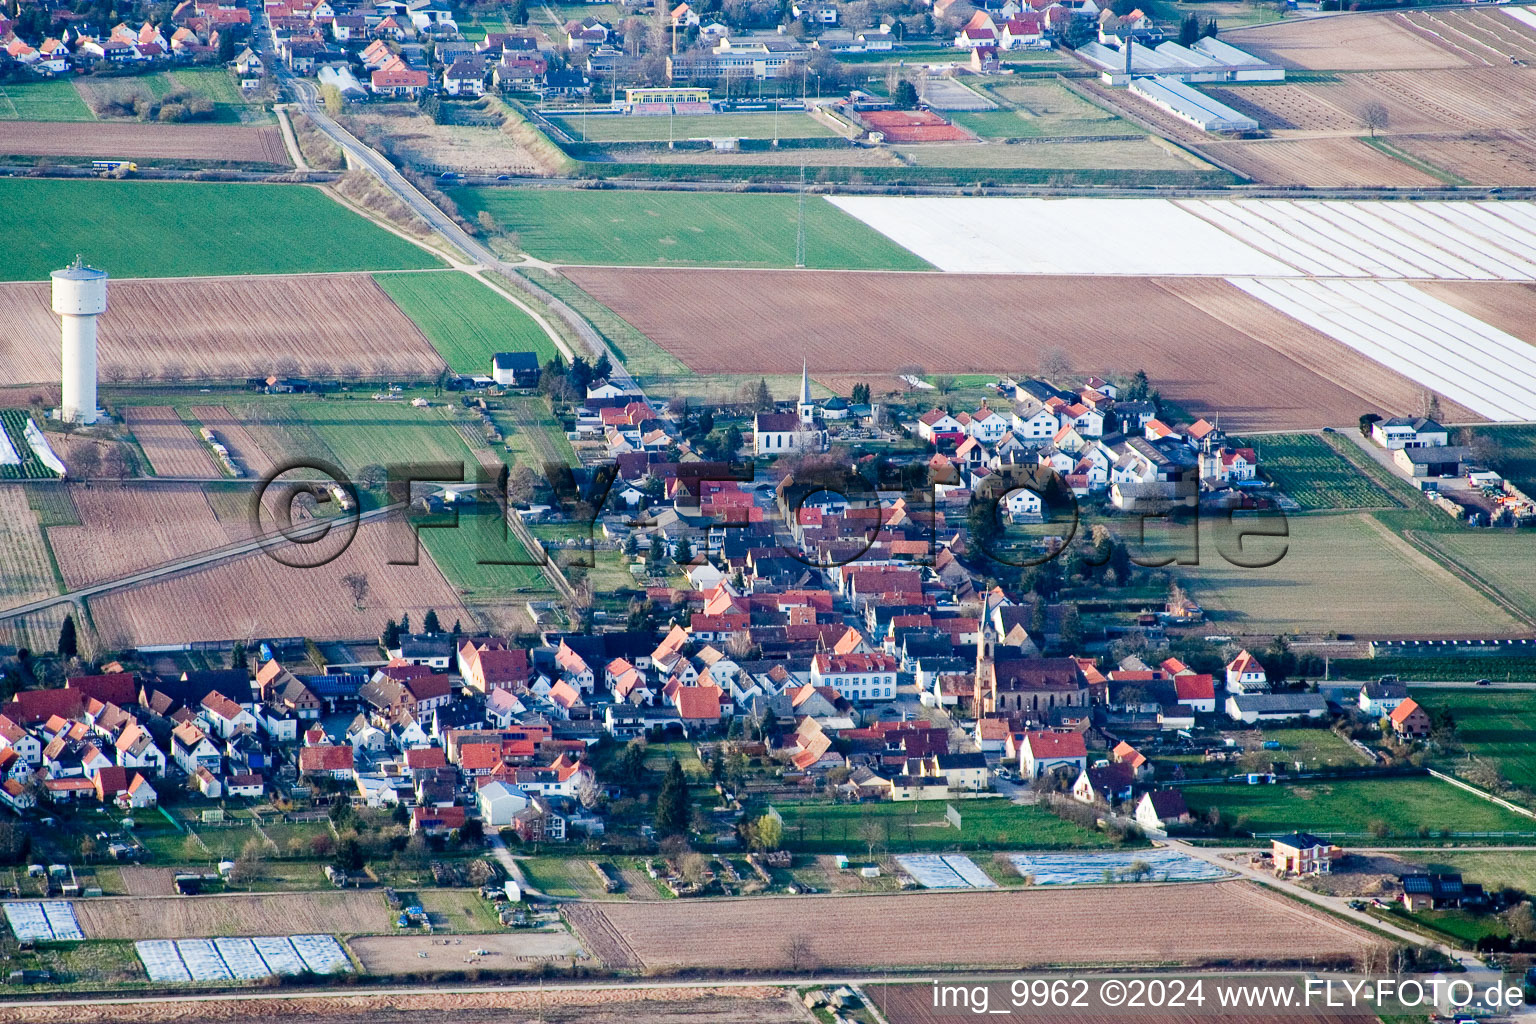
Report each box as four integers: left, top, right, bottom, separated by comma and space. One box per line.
1124, 34, 1132, 76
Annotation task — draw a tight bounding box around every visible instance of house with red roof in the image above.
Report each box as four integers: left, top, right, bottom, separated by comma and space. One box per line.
673, 685, 723, 733
1225, 650, 1268, 694
370, 56, 429, 97
810, 651, 898, 703
298, 744, 355, 780
917, 409, 965, 445
1019, 729, 1087, 779
411, 804, 466, 835
1173, 673, 1216, 713
1389, 698, 1430, 739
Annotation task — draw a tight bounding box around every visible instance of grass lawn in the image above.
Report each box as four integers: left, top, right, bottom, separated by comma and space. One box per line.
373, 271, 559, 374
1239, 432, 1400, 510
1254, 727, 1372, 768
0, 79, 96, 121
772, 799, 1116, 852
1168, 512, 1518, 637
449, 188, 932, 270
1419, 850, 1536, 893
643, 740, 707, 780
516, 856, 608, 900
7, 940, 146, 991
166, 68, 273, 123
955, 80, 1141, 139
1410, 688, 1536, 786
1179, 777, 1536, 838
0, 179, 441, 281
548, 111, 836, 142
419, 512, 552, 597
417, 888, 505, 931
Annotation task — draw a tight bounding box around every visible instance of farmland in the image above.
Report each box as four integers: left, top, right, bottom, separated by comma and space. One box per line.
88, 519, 470, 645
74, 70, 270, 125
1413, 531, 1536, 623
567, 881, 1374, 971
772, 799, 1113, 852
45, 483, 242, 589
1411, 688, 1536, 785
373, 272, 559, 374
190, 407, 277, 477
1198, 136, 1440, 188
1228, 11, 1480, 71
0, 121, 289, 165
1169, 512, 1519, 637
448, 188, 932, 270
73, 892, 392, 939
121, 406, 220, 477
0, 180, 441, 281
1, 410, 64, 479
1390, 130, 1536, 186
0, 274, 449, 387
954, 79, 1142, 139
563, 267, 1419, 431
418, 518, 552, 599
0, 486, 58, 606
0, 79, 96, 121
1178, 776, 1535, 837
348, 931, 585, 974
547, 111, 837, 142
1240, 433, 1400, 510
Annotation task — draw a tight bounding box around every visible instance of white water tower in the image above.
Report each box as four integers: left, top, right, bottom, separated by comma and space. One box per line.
52, 259, 108, 425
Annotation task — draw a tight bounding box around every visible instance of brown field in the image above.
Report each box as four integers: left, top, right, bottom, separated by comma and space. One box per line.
871, 984, 1381, 1024
562, 267, 1434, 430
1389, 130, 1536, 185
0, 486, 57, 608
0, 274, 446, 387
0, 986, 804, 1024
190, 405, 277, 477
1301, 69, 1536, 135
0, 120, 289, 165
89, 518, 471, 645
1201, 84, 1359, 133
343, 103, 538, 175
348, 931, 586, 974
46, 483, 243, 589
122, 406, 219, 477
570, 882, 1375, 972
117, 866, 179, 896
72, 891, 391, 939
1413, 281, 1536, 345
1401, 7, 1536, 66
1198, 136, 1437, 187
1228, 11, 1477, 70
0, 603, 76, 655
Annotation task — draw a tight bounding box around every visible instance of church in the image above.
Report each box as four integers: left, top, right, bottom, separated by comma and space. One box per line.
972, 621, 1090, 716
752, 362, 828, 457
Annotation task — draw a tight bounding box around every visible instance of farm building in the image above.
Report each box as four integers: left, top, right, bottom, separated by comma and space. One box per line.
1127, 77, 1259, 133
1079, 37, 1283, 85
492, 351, 542, 388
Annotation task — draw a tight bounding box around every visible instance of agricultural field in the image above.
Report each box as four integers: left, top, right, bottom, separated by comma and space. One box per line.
1168, 512, 1519, 637
343, 102, 538, 175
449, 188, 933, 270
0, 121, 288, 165
0, 179, 441, 282
1410, 688, 1536, 785
417, 514, 552, 599
0, 602, 76, 654
891, 138, 1205, 173
562, 267, 1419, 431
955, 79, 1142, 139
1198, 136, 1440, 187
0, 78, 96, 121
74, 70, 270, 124
1240, 432, 1400, 510
1248, 728, 1373, 769
1413, 531, 1536, 624
1389, 130, 1536, 186
1178, 776, 1535, 837
1422, 851, 1536, 894
548, 111, 836, 142
0, 274, 449, 386
73, 892, 392, 939
275, 400, 482, 478
88, 519, 470, 645
516, 857, 617, 901
773, 799, 1112, 852
0, 410, 64, 479
348, 931, 585, 974
45, 483, 243, 589
373, 271, 559, 374
190, 407, 277, 478
870, 983, 1379, 1024
566, 881, 1373, 971
0, 486, 59, 606
1226, 11, 1481, 71
121, 406, 220, 477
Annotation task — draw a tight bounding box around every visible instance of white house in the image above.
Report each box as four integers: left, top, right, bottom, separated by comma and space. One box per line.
1019, 729, 1087, 779
1225, 693, 1329, 724
1012, 402, 1058, 440
1371, 416, 1449, 451
1173, 673, 1216, 714
171, 722, 222, 776
477, 779, 530, 826
809, 652, 898, 702
964, 404, 1009, 443
1135, 790, 1191, 832
199, 692, 259, 740
1224, 650, 1268, 694
917, 409, 965, 443
1002, 487, 1043, 522
1359, 680, 1409, 716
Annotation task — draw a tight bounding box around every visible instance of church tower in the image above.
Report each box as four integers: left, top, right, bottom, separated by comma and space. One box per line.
974, 617, 996, 713
797, 360, 815, 425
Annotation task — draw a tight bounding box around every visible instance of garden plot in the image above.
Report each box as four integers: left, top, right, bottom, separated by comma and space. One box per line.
215, 937, 271, 980
1009, 850, 1233, 886
291, 933, 350, 973
3, 901, 82, 941
136, 940, 192, 982
133, 935, 341, 983
895, 854, 996, 888
176, 938, 233, 981
1229, 277, 1536, 421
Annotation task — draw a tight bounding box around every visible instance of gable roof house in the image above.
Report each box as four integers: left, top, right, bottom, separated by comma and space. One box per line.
1389, 697, 1431, 738
1224, 650, 1268, 694
1019, 729, 1087, 779
1134, 790, 1191, 832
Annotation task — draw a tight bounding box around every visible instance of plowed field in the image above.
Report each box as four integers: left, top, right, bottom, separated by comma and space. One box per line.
871, 984, 1381, 1024
122, 406, 219, 477
567, 882, 1375, 971
89, 518, 470, 645
563, 267, 1427, 430
0, 486, 57, 607
0, 274, 445, 386
1229, 11, 1477, 70
1391, 130, 1536, 185
47, 483, 243, 589
1199, 136, 1438, 187
73, 891, 391, 939
0, 120, 289, 165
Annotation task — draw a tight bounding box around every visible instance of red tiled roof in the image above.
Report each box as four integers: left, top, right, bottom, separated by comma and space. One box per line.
1024, 730, 1087, 759
674, 685, 722, 721
299, 745, 354, 773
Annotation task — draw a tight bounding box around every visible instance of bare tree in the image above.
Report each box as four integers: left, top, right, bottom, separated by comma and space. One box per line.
933, 374, 956, 396
1037, 347, 1071, 382
782, 934, 816, 972
103, 445, 132, 484
1360, 102, 1389, 138
340, 571, 369, 609
71, 442, 102, 482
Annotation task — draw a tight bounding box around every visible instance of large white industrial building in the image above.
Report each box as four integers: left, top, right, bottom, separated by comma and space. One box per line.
1127, 75, 1260, 133
1078, 36, 1284, 85
52, 260, 108, 425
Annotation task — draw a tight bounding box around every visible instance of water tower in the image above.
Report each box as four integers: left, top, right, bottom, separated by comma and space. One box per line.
51, 258, 108, 425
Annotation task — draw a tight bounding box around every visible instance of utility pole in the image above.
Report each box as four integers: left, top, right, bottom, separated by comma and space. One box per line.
794, 164, 806, 269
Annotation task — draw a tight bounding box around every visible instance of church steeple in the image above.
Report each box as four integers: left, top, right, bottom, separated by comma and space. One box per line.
797, 359, 815, 425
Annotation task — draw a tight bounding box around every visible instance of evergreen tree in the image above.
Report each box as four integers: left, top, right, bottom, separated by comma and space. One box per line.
1204, 17, 1218, 37
423, 610, 442, 635
1178, 13, 1199, 46
382, 618, 401, 649
654, 758, 690, 835
674, 535, 693, 564
649, 533, 666, 563
851, 382, 870, 405
452, 619, 462, 637
400, 613, 411, 636
57, 614, 78, 661
1126, 369, 1151, 402
230, 641, 247, 672
753, 378, 773, 412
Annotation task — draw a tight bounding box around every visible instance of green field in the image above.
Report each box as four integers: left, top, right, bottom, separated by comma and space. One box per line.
1421, 850, 1536, 893
1, 411, 62, 479
1411, 688, 1536, 786
1180, 777, 1536, 838
954, 79, 1141, 139
0, 79, 96, 121
1168, 512, 1518, 637
1253, 727, 1372, 769
549, 111, 837, 142
1414, 530, 1536, 623
0, 179, 441, 281
166, 68, 272, 123
374, 271, 559, 374
284, 400, 480, 476
1242, 432, 1399, 510
772, 799, 1117, 852
419, 513, 551, 597
449, 188, 931, 270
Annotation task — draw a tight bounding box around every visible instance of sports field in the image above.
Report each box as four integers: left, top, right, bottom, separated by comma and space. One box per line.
953, 79, 1143, 139
449, 188, 932, 270
1167, 513, 1518, 637
373, 271, 559, 374
1242, 433, 1400, 510
1410, 688, 1536, 785
548, 111, 836, 142
0, 180, 441, 281
1179, 776, 1534, 837
0, 79, 95, 121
